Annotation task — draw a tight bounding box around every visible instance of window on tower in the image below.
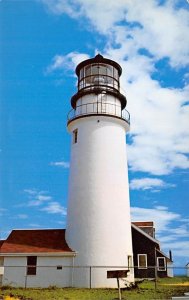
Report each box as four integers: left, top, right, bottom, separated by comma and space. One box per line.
73, 129, 78, 144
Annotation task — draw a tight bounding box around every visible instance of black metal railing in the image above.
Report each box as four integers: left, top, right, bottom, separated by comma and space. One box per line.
67, 101, 130, 124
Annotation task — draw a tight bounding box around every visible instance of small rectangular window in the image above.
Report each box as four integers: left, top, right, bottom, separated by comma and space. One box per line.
138, 254, 147, 269
157, 257, 166, 271
73, 129, 78, 144
27, 256, 37, 275
57, 266, 62, 270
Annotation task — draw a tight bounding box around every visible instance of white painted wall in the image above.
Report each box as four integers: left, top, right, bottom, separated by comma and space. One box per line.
2, 255, 74, 288
3, 256, 26, 287
167, 261, 174, 277
66, 112, 134, 287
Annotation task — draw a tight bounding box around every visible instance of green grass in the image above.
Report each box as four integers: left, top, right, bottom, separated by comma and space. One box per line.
0, 277, 189, 300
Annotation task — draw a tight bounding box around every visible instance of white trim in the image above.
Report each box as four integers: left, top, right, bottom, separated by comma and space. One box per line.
137, 254, 147, 269
157, 257, 166, 271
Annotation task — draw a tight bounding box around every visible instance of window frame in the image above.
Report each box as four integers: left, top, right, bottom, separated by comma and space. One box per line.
157, 257, 166, 271
137, 254, 147, 269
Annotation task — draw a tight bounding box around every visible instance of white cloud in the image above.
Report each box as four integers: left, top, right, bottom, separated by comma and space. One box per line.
42, 0, 189, 176
131, 206, 180, 233
24, 189, 38, 195
130, 177, 175, 190
46, 52, 90, 74
41, 201, 67, 215
24, 189, 52, 207
50, 161, 70, 168
131, 206, 189, 260
41, 0, 189, 67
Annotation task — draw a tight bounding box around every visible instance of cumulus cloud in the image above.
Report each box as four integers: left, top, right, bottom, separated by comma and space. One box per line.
42, 0, 189, 176
41, 201, 67, 215
46, 52, 90, 74
131, 206, 189, 259
131, 206, 180, 233
50, 161, 70, 168
41, 0, 189, 66
24, 188, 67, 216
130, 177, 175, 190
24, 189, 52, 207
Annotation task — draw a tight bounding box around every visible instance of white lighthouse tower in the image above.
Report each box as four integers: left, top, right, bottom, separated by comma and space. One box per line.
66, 54, 134, 287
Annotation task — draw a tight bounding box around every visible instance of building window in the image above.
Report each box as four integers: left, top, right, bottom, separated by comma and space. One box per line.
57, 266, 62, 270
73, 129, 78, 144
138, 254, 147, 269
27, 256, 37, 275
157, 257, 166, 271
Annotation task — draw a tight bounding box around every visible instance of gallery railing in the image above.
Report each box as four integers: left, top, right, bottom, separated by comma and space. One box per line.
67, 101, 130, 124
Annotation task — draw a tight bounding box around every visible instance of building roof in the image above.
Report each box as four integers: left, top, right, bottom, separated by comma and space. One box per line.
0, 229, 74, 254
132, 221, 154, 227
131, 223, 160, 246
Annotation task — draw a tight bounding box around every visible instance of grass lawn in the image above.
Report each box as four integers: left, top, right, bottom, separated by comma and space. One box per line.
0, 277, 189, 300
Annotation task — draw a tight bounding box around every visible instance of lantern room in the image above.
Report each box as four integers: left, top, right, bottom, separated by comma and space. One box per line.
68, 54, 130, 125
76, 55, 121, 91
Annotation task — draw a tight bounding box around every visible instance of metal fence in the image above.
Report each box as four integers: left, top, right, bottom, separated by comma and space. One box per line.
1, 265, 188, 290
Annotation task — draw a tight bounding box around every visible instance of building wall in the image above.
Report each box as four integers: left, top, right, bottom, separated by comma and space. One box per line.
66, 114, 133, 287
132, 227, 171, 278
2, 256, 73, 288
167, 261, 174, 278
156, 252, 170, 278
132, 227, 158, 278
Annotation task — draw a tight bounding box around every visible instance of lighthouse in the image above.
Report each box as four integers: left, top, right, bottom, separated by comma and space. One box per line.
66, 54, 134, 287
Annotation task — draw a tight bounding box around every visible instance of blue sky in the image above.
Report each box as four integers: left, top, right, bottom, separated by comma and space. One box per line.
0, 0, 189, 271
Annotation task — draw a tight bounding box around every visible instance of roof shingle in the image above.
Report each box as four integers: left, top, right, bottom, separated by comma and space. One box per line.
0, 229, 74, 254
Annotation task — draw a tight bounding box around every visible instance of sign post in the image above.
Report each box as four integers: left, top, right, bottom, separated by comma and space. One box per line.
107, 270, 129, 300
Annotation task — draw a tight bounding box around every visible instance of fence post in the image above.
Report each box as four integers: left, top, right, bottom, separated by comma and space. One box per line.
155, 247, 157, 292
24, 275, 27, 289
89, 266, 92, 289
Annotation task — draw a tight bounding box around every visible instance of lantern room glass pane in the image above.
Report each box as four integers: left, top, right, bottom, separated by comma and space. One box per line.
80, 68, 84, 79
91, 65, 99, 75
85, 65, 91, 77
113, 68, 119, 80
78, 63, 119, 91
